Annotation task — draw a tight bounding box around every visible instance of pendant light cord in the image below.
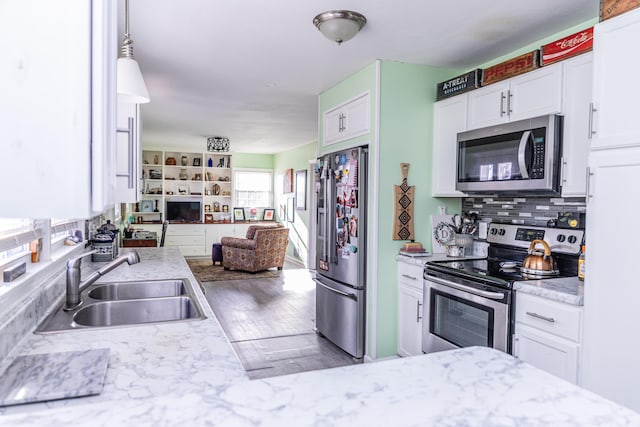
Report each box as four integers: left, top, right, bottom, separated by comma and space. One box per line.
120, 0, 134, 59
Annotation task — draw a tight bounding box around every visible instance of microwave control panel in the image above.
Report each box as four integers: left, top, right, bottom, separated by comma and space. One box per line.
531, 137, 545, 179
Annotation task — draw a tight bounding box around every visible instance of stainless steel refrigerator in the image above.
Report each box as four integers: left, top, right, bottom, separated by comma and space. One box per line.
314, 146, 367, 358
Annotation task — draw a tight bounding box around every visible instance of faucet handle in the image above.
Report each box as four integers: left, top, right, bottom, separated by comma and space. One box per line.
66, 250, 98, 269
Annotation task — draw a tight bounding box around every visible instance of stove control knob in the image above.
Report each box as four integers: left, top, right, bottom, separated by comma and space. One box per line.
490, 228, 498, 235
498, 229, 506, 236
557, 235, 566, 243
568, 235, 577, 244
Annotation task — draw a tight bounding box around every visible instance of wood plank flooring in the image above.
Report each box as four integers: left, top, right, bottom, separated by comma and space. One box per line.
199, 262, 359, 379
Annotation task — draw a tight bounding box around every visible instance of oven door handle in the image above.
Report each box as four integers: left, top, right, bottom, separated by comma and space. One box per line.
426, 275, 505, 300
517, 130, 531, 180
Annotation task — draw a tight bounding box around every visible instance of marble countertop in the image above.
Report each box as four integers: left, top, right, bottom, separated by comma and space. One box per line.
514, 276, 584, 306
2, 346, 640, 426
1, 248, 636, 425
396, 252, 480, 266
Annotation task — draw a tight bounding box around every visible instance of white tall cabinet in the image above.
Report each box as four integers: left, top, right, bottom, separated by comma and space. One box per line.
582, 8, 640, 413
0, 0, 117, 218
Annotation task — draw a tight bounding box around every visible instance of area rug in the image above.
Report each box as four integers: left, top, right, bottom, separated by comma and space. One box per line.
186, 259, 281, 282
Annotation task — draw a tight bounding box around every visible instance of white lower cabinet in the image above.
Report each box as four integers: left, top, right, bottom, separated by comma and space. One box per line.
397, 261, 424, 357
513, 292, 582, 384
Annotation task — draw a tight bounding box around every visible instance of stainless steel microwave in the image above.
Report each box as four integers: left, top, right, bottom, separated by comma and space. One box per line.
456, 114, 563, 195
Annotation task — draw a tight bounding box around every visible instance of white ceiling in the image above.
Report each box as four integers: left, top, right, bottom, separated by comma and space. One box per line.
123, 0, 598, 154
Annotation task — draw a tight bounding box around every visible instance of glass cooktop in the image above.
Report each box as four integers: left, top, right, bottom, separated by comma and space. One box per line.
426, 257, 575, 283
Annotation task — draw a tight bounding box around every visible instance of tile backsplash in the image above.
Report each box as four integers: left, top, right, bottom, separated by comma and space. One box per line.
462, 196, 586, 227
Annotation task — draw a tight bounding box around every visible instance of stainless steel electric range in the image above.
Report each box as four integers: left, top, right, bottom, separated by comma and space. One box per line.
422, 223, 584, 355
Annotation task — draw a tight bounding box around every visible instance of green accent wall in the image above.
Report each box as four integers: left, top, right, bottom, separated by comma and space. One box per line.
375, 61, 460, 357
273, 142, 318, 263
232, 153, 274, 169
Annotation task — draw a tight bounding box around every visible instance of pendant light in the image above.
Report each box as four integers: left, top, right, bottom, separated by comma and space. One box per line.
117, 0, 150, 103
313, 10, 367, 45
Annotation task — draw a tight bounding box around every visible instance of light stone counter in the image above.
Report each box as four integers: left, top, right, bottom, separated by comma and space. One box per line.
514, 276, 584, 306
1, 248, 637, 426
2, 346, 640, 426
395, 252, 481, 267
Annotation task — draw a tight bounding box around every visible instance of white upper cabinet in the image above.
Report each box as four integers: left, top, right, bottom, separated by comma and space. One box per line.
560, 53, 593, 197
432, 95, 468, 197
115, 101, 142, 203
0, 0, 117, 218
591, 8, 640, 150
323, 92, 370, 145
467, 65, 562, 129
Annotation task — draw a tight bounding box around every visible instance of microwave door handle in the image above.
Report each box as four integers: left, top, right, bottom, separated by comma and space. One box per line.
517, 130, 532, 179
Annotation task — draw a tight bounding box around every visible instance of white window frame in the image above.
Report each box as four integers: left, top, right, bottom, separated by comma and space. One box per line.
233, 168, 274, 209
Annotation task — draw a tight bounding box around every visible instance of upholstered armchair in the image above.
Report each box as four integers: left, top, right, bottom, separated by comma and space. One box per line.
220, 224, 289, 272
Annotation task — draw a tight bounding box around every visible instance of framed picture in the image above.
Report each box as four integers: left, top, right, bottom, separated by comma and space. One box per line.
204, 213, 214, 224
193, 158, 201, 166
263, 208, 275, 221
283, 168, 294, 194
286, 197, 294, 223
233, 207, 245, 222
295, 170, 307, 210
141, 200, 154, 212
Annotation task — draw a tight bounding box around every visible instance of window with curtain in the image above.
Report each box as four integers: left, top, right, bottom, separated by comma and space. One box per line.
234, 169, 273, 208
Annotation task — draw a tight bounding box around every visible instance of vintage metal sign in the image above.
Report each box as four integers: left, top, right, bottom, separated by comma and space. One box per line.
436, 69, 482, 101
541, 27, 594, 66
600, 0, 640, 21
482, 50, 539, 86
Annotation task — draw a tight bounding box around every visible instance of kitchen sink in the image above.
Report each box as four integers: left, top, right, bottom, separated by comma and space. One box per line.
73, 297, 201, 327
88, 279, 187, 300
35, 278, 206, 333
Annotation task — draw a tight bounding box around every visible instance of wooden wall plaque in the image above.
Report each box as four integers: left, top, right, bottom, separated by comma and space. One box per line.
600, 0, 640, 21
482, 50, 539, 86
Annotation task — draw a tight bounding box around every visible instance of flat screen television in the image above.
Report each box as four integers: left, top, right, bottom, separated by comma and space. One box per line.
166, 200, 201, 222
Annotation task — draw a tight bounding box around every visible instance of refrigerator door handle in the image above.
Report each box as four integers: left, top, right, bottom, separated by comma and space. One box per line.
327, 169, 338, 264
315, 279, 357, 300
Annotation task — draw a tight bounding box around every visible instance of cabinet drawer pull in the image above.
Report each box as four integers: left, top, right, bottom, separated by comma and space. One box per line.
416, 301, 422, 322
526, 311, 555, 323
402, 273, 417, 281
507, 90, 513, 114
500, 92, 506, 116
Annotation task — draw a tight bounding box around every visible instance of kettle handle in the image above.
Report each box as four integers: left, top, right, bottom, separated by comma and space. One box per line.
528, 239, 552, 257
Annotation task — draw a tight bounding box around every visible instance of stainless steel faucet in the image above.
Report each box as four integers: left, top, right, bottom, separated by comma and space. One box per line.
63, 250, 141, 311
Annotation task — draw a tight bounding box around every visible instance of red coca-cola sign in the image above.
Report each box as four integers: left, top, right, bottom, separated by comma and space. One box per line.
541, 27, 593, 66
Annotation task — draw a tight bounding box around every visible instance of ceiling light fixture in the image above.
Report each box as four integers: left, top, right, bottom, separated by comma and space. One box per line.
313, 10, 367, 45
117, 0, 150, 103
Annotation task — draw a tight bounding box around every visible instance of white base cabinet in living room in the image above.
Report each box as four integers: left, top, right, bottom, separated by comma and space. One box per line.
397, 260, 424, 357
513, 292, 582, 384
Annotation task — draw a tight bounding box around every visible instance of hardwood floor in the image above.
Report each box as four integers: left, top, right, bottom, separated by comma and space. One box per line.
199, 262, 359, 379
